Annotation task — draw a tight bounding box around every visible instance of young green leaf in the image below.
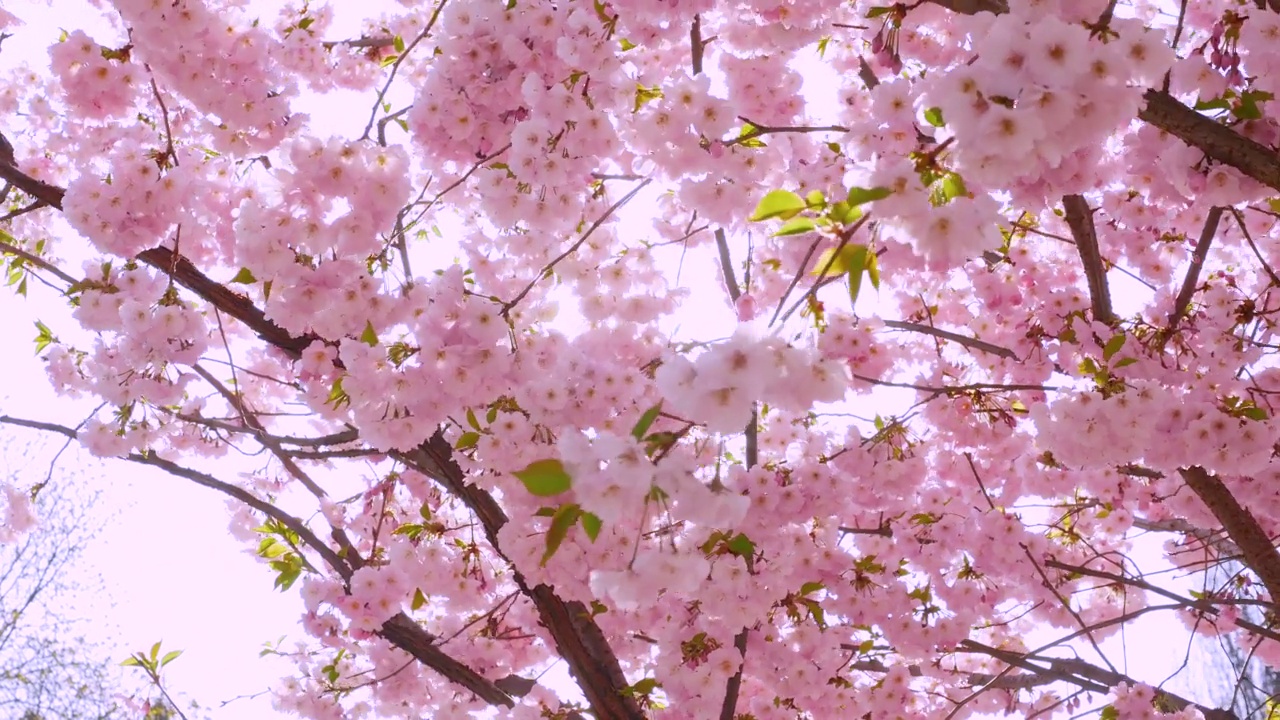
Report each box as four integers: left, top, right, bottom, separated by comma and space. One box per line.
514, 459, 573, 496
360, 321, 378, 346
749, 190, 808, 222
541, 503, 582, 566
846, 186, 892, 207
581, 511, 603, 541
631, 403, 663, 441
774, 217, 817, 237
1102, 332, 1126, 361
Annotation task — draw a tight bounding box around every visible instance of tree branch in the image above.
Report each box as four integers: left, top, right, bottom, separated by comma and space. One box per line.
1165, 207, 1223, 338
1180, 466, 1280, 604
1062, 194, 1116, 325
396, 434, 645, 720
881, 319, 1019, 360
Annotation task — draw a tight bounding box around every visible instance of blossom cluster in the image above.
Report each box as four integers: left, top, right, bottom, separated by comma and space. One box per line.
48, 31, 139, 120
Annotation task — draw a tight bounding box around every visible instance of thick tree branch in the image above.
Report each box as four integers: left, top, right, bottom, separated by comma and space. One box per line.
1139, 90, 1280, 194
1062, 194, 1115, 325
379, 613, 516, 707
1180, 466, 1280, 604
397, 435, 645, 720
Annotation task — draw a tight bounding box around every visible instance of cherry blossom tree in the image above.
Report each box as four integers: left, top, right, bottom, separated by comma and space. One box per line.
3, 0, 1280, 717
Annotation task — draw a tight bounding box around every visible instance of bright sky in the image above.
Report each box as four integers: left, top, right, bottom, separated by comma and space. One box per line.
0, 0, 1254, 718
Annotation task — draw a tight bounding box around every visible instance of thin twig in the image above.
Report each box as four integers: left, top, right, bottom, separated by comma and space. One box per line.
1231, 207, 1280, 286
360, 0, 448, 141
502, 178, 651, 315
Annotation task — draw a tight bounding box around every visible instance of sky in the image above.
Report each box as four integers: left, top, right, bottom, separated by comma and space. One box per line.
0, 0, 1257, 719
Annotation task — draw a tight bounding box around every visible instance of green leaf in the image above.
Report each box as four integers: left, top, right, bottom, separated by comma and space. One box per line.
380, 54, 398, 67
1194, 95, 1231, 112
1100, 706, 1119, 720
726, 533, 755, 559
829, 200, 863, 225
230, 267, 256, 284
631, 403, 663, 441
466, 408, 482, 431
619, 38, 636, 51
634, 84, 663, 112
455, 431, 481, 450
121, 656, 142, 667
923, 106, 945, 127
326, 377, 350, 409
800, 581, 824, 595
1102, 332, 1126, 361
33, 320, 55, 354
805, 190, 826, 208
774, 217, 817, 237
812, 244, 870, 279
541, 503, 582, 566
393, 35, 406, 53
816, 36, 831, 58
734, 124, 767, 148
1242, 406, 1269, 421
514, 459, 573, 496
581, 511, 603, 541
749, 190, 808, 222
411, 588, 428, 610
160, 650, 182, 667
360, 321, 378, 346
866, 5, 894, 17
627, 677, 660, 696
150, 642, 161, 662
846, 185, 892, 207
940, 173, 968, 202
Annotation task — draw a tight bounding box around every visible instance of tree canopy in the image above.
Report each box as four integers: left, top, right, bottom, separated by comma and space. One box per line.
4, 0, 1280, 718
